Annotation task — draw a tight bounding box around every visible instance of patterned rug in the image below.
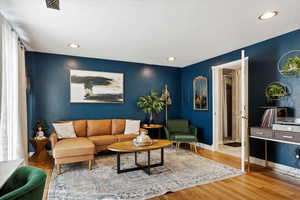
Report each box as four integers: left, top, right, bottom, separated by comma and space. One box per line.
48, 147, 243, 200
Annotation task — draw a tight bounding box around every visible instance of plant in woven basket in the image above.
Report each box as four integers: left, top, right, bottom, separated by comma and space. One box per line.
137, 91, 165, 123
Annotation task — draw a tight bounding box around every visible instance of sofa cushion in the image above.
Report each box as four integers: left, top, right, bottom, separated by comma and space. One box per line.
56, 120, 87, 137
52, 122, 77, 139
111, 119, 125, 135
73, 120, 87, 137
53, 138, 95, 158
117, 134, 138, 142
124, 120, 140, 134
87, 119, 112, 136
88, 135, 118, 146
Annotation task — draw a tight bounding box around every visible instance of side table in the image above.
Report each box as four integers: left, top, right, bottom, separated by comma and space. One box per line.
142, 124, 163, 139
29, 138, 50, 162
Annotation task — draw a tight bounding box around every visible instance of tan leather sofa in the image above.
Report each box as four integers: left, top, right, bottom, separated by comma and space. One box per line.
49, 119, 146, 174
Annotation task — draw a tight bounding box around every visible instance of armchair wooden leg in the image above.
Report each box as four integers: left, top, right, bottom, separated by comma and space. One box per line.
194, 143, 197, 153
190, 143, 193, 151
176, 142, 181, 151
88, 160, 92, 170
56, 164, 61, 175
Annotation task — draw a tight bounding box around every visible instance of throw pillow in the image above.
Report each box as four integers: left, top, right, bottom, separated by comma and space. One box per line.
53, 122, 77, 139
124, 120, 140, 135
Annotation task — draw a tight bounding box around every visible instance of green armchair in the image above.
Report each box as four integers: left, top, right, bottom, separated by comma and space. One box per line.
164, 119, 198, 152
0, 166, 47, 200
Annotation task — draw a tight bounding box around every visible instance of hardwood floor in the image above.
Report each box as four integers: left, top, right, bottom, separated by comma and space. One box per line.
29, 148, 300, 200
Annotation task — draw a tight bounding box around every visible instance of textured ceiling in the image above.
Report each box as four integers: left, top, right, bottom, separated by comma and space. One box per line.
1, 0, 300, 67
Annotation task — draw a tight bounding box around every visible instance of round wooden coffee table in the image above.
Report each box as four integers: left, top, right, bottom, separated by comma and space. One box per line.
108, 139, 172, 175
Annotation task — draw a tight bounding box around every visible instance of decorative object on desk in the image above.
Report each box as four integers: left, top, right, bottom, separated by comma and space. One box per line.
260, 107, 288, 127
133, 131, 153, 147
278, 50, 300, 77
260, 109, 275, 128
193, 76, 208, 110
137, 90, 165, 123
29, 138, 50, 162
160, 84, 172, 123
33, 120, 48, 139
70, 69, 124, 103
265, 82, 287, 102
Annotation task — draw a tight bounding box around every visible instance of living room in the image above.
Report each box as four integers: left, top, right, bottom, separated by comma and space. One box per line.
1, 1, 300, 200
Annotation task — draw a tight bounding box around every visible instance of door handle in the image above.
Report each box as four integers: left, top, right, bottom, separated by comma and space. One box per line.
241, 116, 248, 120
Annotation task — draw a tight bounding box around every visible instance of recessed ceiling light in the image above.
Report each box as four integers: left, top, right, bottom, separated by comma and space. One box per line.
168, 57, 176, 62
68, 43, 80, 48
258, 11, 278, 20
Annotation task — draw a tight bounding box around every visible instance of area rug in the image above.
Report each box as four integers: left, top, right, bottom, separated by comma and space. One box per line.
48, 147, 243, 200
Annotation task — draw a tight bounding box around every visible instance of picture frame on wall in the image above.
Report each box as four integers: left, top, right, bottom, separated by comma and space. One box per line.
193, 76, 208, 110
70, 69, 124, 103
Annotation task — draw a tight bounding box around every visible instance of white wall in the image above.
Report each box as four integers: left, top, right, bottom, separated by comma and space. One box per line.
0, 13, 3, 114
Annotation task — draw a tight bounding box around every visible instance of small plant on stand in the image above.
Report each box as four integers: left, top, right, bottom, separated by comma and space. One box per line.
137, 91, 165, 124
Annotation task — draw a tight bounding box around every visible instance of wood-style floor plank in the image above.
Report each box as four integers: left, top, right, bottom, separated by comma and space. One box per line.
28, 148, 300, 200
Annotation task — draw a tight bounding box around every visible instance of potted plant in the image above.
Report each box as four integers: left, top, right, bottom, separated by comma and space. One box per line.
265, 83, 287, 105
137, 91, 165, 124
280, 56, 300, 76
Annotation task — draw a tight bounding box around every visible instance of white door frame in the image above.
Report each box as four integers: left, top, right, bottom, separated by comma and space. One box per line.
212, 54, 249, 171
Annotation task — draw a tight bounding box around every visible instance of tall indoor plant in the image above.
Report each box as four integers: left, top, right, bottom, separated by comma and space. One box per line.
137, 91, 165, 124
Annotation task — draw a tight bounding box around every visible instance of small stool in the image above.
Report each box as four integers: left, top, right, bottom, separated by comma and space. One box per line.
174, 135, 198, 153
29, 138, 50, 162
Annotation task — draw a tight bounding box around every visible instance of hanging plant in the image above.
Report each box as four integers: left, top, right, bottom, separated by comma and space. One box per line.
278, 50, 300, 77
265, 82, 287, 101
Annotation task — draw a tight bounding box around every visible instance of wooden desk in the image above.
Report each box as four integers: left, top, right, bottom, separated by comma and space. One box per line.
0, 159, 24, 188
249, 127, 300, 168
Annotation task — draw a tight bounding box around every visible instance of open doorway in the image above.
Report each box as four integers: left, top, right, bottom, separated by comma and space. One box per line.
212, 52, 249, 171
216, 67, 242, 158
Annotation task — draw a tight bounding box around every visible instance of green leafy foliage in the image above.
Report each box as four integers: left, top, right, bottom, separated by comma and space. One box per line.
137, 91, 165, 114
280, 56, 300, 76
265, 84, 287, 100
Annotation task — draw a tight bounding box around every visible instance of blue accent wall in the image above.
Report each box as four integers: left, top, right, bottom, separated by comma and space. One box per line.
180, 29, 300, 168
27, 29, 300, 169
26, 52, 182, 151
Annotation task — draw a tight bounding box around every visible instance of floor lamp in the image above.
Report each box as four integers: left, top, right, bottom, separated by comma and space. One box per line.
160, 85, 172, 125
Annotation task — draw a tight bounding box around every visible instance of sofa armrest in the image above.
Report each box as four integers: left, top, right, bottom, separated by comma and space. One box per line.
49, 132, 58, 151
189, 125, 198, 137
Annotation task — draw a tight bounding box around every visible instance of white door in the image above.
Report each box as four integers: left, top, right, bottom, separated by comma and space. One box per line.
240, 50, 249, 172
212, 67, 225, 151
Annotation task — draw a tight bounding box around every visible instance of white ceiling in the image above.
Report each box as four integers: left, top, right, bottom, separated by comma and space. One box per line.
0, 0, 300, 67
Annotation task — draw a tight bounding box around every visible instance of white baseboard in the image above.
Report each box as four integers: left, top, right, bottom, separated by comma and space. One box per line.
250, 156, 300, 178
197, 142, 213, 150
196, 143, 300, 178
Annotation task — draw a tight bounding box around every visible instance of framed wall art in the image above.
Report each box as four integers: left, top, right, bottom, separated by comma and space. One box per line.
193, 76, 208, 110
70, 69, 124, 103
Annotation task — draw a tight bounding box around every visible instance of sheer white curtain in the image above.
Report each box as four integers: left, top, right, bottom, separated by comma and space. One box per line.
0, 20, 28, 161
